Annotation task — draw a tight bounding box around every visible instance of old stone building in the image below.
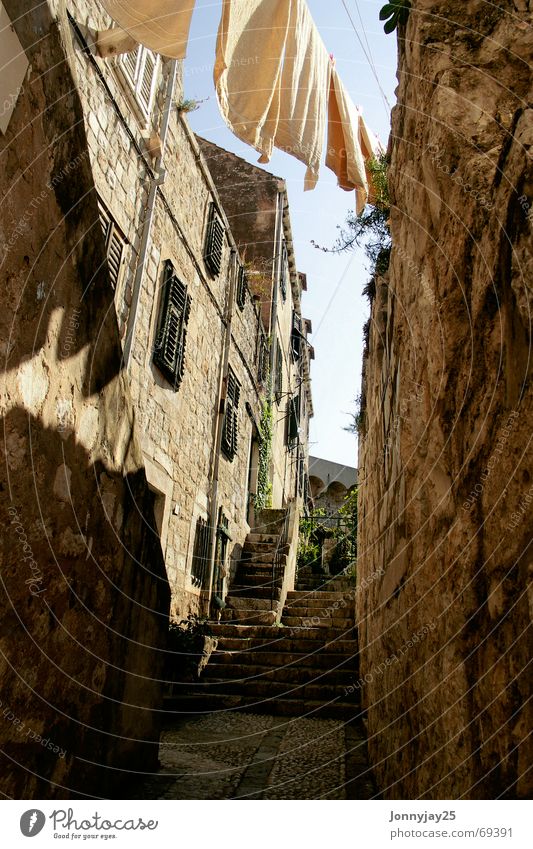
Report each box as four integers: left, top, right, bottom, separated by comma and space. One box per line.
0, 0, 313, 798
357, 0, 532, 799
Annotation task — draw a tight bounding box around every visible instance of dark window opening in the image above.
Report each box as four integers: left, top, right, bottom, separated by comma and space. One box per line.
98, 200, 127, 291
191, 516, 211, 589
287, 393, 300, 446
236, 265, 248, 310
153, 260, 191, 390
221, 368, 241, 461
274, 339, 283, 403
257, 333, 269, 385
204, 202, 225, 276
280, 241, 288, 301
291, 311, 303, 360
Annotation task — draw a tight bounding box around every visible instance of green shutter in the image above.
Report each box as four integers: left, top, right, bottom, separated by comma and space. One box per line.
204, 203, 224, 276
221, 368, 241, 460
153, 261, 191, 390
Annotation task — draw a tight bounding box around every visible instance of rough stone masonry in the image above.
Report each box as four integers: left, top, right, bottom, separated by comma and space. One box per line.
357, 0, 532, 799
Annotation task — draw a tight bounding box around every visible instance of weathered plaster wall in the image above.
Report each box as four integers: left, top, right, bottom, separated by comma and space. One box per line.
358, 0, 532, 798
0, 0, 169, 798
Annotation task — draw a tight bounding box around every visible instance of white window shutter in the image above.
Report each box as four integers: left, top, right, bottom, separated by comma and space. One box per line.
136, 49, 159, 119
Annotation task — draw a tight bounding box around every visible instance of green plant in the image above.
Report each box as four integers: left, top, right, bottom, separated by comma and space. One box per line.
167, 614, 213, 681
379, 0, 411, 34
312, 153, 391, 278
255, 388, 273, 511
176, 98, 204, 113
344, 395, 366, 435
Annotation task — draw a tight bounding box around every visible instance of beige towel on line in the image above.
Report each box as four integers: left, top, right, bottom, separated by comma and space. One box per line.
215, 0, 331, 191
100, 0, 195, 59
326, 67, 383, 214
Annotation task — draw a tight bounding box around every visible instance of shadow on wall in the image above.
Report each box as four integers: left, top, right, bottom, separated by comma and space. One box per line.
0, 0, 170, 798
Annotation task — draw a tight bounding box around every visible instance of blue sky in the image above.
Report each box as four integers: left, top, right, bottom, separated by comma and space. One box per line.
183, 0, 397, 468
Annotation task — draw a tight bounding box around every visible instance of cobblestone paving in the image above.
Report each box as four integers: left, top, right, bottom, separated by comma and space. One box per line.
131, 712, 375, 800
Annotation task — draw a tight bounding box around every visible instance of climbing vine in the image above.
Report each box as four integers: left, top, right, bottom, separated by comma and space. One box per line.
255, 389, 273, 511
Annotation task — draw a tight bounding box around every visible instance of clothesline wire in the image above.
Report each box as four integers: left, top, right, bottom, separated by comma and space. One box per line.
340, 0, 392, 116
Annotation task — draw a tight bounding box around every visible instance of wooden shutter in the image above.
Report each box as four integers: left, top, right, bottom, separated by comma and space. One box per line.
117, 45, 158, 122
153, 261, 191, 390
274, 339, 283, 403
280, 241, 288, 301
97, 200, 127, 291
204, 203, 224, 276
221, 369, 241, 460
287, 394, 300, 444
257, 333, 269, 384
291, 311, 302, 360
137, 48, 159, 118
118, 46, 139, 89
236, 266, 247, 310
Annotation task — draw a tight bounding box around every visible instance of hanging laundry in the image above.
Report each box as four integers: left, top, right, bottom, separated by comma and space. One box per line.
214, 0, 292, 164
326, 68, 383, 213
215, 0, 331, 190
100, 0, 195, 59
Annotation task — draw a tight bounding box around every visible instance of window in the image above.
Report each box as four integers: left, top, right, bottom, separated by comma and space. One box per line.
204, 202, 225, 276
153, 260, 191, 390
291, 311, 303, 361
287, 393, 300, 446
213, 509, 230, 601
98, 200, 127, 291
236, 265, 247, 310
257, 333, 269, 385
221, 368, 241, 461
274, 339, 283, 403
117, 45, 160, 122
191, 516, 211, 589
280, 241, 288, 301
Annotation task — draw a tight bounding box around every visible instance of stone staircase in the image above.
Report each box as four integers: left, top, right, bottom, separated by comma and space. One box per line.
296, 565, 355, 594
166, 584, 362, 721
221, 509, 288, 626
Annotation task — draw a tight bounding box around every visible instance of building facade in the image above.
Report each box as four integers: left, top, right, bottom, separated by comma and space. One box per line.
1, 2, 314, 802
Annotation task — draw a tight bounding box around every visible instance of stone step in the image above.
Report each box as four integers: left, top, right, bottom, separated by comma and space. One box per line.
281, 605, 354, 620
231, 575, 281, 588
246, 533, 279, 545
282, 615, 354, 629
210, 649, 356, 671
172, 678, 359, 703
209, 623, 352, 641
163, 692, 363, 721
225, 596, 273, 611
224, 586, 281, 600
214, 635, 358, 654
284, 595, 352, 609
243, 540, 287, 554
287, 590, 355, 601
238, 561, 276, 573
201, 661, 356, 686
221, 608, 277, 625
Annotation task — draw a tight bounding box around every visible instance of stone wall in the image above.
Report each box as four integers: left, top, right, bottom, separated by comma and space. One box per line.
357, 0, 532, 798
0, 0, 169, 798
63, 0, 276, 617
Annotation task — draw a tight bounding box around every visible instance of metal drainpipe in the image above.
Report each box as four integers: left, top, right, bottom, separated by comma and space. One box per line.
269, 190, 285, 387
205, 248, 238, 615
123, 60, 178, 368
268, 189, 286, 507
